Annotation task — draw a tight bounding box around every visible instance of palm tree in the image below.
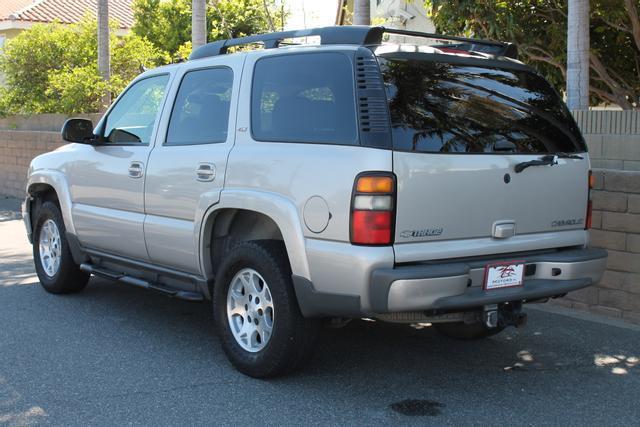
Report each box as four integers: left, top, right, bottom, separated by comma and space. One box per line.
192, 0, 207, 50
353, 0, 370, 26
97, 0, 110, 109
566, 0, 589, 110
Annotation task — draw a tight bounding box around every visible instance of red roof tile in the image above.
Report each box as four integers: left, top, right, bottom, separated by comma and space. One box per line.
0, 0, 35, 20
1, 0, 134, 29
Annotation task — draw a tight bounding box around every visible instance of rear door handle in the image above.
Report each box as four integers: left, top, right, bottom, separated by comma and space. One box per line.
128, 161, 144, 179
195, 163, 216, 182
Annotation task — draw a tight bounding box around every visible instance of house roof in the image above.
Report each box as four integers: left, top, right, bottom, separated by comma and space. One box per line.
0, 0, 134, 29
0, 0, 34, 20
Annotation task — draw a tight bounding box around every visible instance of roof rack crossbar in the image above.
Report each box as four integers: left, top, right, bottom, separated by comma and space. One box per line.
188, 26, 517, 60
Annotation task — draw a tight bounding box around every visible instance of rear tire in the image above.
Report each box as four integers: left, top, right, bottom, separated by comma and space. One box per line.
213, 240, 320, 378
434, 321, 505, 340
33, 201, 89, 294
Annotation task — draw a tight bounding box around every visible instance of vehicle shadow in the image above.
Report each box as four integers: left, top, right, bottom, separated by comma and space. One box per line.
0, 250, 36, 286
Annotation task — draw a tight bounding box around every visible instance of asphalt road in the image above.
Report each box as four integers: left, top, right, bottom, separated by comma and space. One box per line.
1, 197, 640, 426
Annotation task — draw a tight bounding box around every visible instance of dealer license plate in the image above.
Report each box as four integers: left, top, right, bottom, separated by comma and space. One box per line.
484, 261, 525, 290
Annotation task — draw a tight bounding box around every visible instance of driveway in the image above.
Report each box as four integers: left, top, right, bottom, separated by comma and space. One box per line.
1, 197, 639, 426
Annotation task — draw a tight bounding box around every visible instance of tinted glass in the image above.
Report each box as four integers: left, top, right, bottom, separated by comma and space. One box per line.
251, 53, 358, 145
104, 75, 169, 144
166, 67, 233, 145
379, 56, 587, 154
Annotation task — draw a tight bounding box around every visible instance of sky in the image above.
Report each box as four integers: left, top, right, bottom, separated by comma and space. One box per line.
282, 0, 340, 30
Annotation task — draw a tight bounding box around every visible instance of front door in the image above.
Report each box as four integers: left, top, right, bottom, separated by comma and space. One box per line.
144, 60, 241, 273
68, 74, 171, 260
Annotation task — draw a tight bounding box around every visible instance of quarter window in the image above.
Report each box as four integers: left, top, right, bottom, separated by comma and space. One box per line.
166, 67, 233, 145
251, 53, 358, 145
103, 75, 169, 144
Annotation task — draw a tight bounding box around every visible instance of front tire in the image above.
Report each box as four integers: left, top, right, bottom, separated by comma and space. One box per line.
33, 201, 89, 294
213, 240, 320, 378
434, 321, 505, 340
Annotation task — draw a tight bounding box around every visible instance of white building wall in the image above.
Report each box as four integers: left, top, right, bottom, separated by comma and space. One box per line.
370, 0, 435, 32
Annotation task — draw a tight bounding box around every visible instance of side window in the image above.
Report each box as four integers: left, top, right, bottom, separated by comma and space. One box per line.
103, 75, 169, 144
166, 67, 233, 146
251, 52, 358, 145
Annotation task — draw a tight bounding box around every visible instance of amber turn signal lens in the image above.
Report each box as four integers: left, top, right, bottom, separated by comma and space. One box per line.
356, 176, 394, 193
589, 171, 596, 189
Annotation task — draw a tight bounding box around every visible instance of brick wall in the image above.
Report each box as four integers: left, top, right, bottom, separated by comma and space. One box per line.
572, 110, 640, 170
553, 169, 640, 324
0, 130, 64, 198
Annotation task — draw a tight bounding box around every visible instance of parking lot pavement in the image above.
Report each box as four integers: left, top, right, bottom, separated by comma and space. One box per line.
1, 203, 639, 426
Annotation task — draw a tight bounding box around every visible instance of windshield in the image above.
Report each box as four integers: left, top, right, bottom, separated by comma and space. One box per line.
378, 55, 587, 154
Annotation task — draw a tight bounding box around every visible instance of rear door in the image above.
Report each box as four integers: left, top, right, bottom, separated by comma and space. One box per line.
378, 54, 590, 256
144, 59, 241, 274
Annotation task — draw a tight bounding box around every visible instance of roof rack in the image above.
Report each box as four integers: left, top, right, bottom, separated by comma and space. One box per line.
188, 26, 518, 60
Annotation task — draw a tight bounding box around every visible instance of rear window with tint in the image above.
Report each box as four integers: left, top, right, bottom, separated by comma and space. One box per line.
251, 52, 358, 145
378, 56, 587, 154
166, 67, 233, 145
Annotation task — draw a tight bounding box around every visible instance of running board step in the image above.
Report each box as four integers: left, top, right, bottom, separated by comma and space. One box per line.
80, 263, 204, 302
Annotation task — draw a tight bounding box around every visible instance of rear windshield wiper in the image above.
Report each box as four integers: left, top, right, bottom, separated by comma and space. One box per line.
514, 152, 584, 173
555, 152, 583, 159
514, 155, 557, 173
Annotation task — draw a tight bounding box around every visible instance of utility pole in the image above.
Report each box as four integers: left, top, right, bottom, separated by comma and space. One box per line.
353, 0, 370, 26
97, 0, 110, 109
567, 0, 590, 110
192, 0, 207, 50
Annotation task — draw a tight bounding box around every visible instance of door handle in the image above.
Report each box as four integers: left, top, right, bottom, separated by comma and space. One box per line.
128, 161, 144, 179
195, 163, 216, 182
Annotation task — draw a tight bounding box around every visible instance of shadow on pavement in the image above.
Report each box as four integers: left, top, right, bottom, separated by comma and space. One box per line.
0, 197, 22, 223
0, 249, 35, 287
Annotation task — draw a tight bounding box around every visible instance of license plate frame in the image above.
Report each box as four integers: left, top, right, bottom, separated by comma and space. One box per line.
483, 260, 525, 290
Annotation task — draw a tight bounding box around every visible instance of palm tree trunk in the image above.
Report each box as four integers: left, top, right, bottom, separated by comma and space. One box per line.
567, 0, 590, 110
353, 0, 370, 26
97, 0, 110, 109
192, 0, 207, 50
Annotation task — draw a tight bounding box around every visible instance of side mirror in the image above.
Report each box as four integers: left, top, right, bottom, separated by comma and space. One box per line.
61, 118, 97, 144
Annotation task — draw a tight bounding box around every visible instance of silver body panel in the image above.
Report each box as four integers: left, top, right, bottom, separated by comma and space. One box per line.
394, 229, 589, 264
393, 152, 590, 244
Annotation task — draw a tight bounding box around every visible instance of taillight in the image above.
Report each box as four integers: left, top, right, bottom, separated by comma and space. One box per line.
586, 170, 593, 229
350, 173, 395, 245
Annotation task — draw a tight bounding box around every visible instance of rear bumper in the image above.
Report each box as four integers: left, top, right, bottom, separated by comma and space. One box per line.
370, 247, 607, 313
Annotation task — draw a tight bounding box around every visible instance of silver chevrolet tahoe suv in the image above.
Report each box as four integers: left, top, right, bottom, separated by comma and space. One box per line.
23, 26, 607, 377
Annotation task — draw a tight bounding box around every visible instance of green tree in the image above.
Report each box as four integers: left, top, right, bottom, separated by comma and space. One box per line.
425, 0, 640, 109
0, 17, 166, 114
132, 0, 286, 61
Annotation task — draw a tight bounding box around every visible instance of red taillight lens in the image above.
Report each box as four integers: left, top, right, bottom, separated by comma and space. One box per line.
586, 170, 593, 230
350, 173, 395, 246
352, 211, 392, 245
586, 199, 593, 230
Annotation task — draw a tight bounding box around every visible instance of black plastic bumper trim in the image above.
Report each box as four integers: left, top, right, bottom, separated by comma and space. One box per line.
292, 275, 361, 318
